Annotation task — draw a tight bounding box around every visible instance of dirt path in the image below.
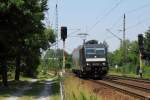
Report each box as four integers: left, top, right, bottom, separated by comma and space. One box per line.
37, 79, 53, 100
6, 79, 37, 100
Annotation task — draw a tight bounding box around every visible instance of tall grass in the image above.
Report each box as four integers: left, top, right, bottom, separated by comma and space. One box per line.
109, 65, 150, 79
64, 76, 98, 100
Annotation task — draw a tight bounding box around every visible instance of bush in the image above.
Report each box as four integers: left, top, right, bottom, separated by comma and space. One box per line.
109, 63, 137, 75
143, 66, 150, 78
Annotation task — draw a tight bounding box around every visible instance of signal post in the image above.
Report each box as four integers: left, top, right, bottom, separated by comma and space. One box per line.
61, 26, 67, 74
138, 34, 144, 78
60, 26, 67, 100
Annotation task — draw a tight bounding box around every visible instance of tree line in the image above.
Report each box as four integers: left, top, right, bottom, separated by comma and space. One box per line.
41, 49, 72, 74
108, 28, 150, 67
0, 0, 55, 86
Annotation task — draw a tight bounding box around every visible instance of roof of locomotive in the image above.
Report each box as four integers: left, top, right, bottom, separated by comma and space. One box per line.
84, 40, 107, 48
85, 40, 98, 44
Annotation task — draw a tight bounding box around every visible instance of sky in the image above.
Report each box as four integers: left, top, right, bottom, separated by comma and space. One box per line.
47, 0, 150, 54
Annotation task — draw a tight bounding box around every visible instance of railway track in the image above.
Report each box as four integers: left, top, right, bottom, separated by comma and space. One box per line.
105, 75, 150, 92
69, 72, 150, 99
91, 75, 150, 100
106, 75, 150, 84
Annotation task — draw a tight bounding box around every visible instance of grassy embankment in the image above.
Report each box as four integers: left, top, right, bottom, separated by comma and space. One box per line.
64, 76, 98, 100
109, 65, 150, 79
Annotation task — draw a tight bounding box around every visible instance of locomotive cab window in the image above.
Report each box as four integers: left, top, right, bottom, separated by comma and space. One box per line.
96, 49, 105, 58
85, 48, 95, 54
85, 48, 105, 58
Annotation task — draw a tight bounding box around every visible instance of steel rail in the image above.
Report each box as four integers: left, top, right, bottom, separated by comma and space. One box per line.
106, 75, 150, 84
93, 80, 150, 100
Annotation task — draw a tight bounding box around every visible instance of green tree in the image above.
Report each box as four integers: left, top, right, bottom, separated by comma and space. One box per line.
109, 40, 139, 67
144, 28, 150, 63
23, 27, 55, 77
126, 41, 139, 65
0, 0, 53, 86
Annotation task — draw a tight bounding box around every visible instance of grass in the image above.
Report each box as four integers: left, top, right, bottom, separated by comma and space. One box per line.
143, 66, 150, 79
37, 70, 57, 80
109, 66, 150, 79
64, 76, 98, 100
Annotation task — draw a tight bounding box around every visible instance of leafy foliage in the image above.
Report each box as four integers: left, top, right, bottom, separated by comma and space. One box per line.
144, 28, 150, 62
40, 48, 72, 75
108, 40, 139, 66
0, 0, 56, 86
109, 28, 150, 77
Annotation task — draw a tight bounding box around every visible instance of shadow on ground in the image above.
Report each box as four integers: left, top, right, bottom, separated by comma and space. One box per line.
0, 79, 60, 99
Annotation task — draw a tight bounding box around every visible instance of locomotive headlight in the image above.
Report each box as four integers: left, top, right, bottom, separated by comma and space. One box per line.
87, 63, 89, 66
102, 62, 106, 66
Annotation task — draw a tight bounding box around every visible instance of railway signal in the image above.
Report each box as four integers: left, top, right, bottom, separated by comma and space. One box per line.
138, 34, 146, 59
138, 34, 144, 78
61, 26, 67, 73
138, 34, 144, 52
61, 26, 67, 41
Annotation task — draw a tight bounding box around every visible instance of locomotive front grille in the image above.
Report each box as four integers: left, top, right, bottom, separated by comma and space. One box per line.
92, 63, 99, 66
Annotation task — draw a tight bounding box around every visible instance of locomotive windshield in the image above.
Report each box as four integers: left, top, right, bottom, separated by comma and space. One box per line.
85, 48, 105, 58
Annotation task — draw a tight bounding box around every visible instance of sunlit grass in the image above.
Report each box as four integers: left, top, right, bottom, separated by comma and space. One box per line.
64, 76, 98, 100
109, 66, 150, 79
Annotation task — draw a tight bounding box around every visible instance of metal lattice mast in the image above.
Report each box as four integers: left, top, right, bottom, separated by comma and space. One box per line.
55, 4, 58, 50
123, 13, 126, 63
55, 2, 59, 69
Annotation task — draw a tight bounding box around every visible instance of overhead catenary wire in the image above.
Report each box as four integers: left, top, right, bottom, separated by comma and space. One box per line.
109, 16, 122, 30
123, 2, 150, 31
103, 35, 115, 41
106, 29, 122, 41
108, 1, 150, 33
126, 17, 150, 30
88, 0, 123, 33
126, 2, 150, 14
125, 2, 150, 30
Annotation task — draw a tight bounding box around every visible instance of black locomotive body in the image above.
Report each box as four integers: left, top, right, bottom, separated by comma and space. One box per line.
72, 40, 108, 79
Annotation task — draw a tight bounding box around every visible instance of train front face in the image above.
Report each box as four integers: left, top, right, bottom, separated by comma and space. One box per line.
84, 46, 108, 78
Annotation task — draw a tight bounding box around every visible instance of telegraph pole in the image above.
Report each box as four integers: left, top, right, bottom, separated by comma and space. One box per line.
54, 2, 59, 72
123, 13, 126, 63
55, 2, 65, 100
55, 4, 58, 49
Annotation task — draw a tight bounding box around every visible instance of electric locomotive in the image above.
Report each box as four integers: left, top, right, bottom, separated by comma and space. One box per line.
72, 40, 108, 79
